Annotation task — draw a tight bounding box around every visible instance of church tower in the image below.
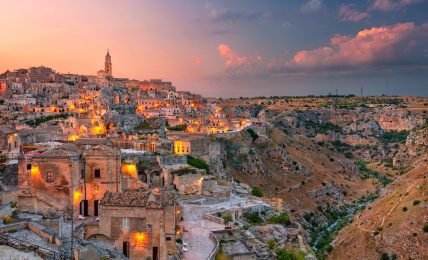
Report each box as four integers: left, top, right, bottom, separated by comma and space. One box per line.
105, 49, 112, 77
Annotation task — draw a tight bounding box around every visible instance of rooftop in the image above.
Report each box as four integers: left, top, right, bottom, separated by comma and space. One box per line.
100, 189, 176, 208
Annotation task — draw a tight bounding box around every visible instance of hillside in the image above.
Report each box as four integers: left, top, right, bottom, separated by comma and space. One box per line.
227, 127, 376, 213
329, 162, 428, 259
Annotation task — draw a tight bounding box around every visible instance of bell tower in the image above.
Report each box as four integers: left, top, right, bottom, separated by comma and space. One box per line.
105, 49, 112, 77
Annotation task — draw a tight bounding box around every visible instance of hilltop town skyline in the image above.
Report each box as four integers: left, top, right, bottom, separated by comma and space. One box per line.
0, 1, 427, 260
1, 0, 428, 97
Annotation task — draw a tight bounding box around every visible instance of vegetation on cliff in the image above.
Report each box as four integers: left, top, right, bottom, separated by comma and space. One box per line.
187, 155, 210, 174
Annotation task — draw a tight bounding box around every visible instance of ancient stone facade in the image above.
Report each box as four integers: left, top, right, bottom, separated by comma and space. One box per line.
17, 144, 121, 217
86, 189, 179, 260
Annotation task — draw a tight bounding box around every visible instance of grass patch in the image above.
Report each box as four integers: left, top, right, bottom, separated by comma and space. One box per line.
355, 161, 392, 186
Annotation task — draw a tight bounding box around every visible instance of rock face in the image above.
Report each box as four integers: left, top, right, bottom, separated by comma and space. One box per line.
373, 108, 426, 131
1, 163, 18, 187
394, 128, 428, 167
248, 224, 290, 244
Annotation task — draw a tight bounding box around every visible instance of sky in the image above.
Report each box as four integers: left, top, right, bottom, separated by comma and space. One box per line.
1, 0, 428, 97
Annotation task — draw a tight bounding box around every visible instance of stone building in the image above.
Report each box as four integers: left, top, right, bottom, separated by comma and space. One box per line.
85, 188, 179, 260
0, 127, 22, 159
172, 135, 209, 156
17, 143, 121, 217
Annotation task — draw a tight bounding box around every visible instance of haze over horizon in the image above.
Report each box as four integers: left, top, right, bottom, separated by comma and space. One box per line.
1, 0, 428, 97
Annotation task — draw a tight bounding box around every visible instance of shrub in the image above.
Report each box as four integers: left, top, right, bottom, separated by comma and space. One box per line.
10, 201, 17, 208
251, 187, 263, 197
380, 252, 397, 260
275, 247, 305, 260
167, 124, 187, 131
243, 212, 263, 224
223, 214, 233, 226
423, 224, 428, 232
379, 130, 409, 143
269, 213, 291, 225
267, 240, 276, 250
187, 156, 210, 174
1, 216, 16, 225
11, 210, 19, 218
413, 200, 420, 206
246, 128, 259, 141
25, 113, 69, 127
134, 121, 152, 130
402, 207, 408, 212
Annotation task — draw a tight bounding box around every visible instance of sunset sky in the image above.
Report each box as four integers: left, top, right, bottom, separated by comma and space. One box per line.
1, 0, 428, 97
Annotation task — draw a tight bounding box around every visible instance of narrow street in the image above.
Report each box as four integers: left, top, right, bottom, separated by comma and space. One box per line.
181, 203, 224, 260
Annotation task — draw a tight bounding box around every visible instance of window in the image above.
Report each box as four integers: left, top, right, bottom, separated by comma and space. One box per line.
46, 171, 53, 182
122, 218, 129, 229
27, 164, 32, 170
94, 169, 101, 178
166, 237, 172, 241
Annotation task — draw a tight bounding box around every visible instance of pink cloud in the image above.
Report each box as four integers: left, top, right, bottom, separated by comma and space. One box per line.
339, 4, 370, 22
371, 0, 423, 11
217, 44, 261, 69
281, 22, 428, 70
195, 57, 202, 65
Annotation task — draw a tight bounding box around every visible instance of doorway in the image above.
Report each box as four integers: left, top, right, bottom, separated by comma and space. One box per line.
94, 200, 99, 216
152, 247, 158, 260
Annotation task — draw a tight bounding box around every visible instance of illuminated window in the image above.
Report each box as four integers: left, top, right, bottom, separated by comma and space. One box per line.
46, 171, 53, 182
122, 218, 129, 229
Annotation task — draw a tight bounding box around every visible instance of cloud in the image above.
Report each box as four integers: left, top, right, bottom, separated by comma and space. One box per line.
210, 30, 233, 35
271, 22, 428, 72
195, 57, 202, 65
217, 44, 261, 70
339, 4, 370, 22
206, 4, 271, 22
301, 0, 322, 12
370, 0, 423, 11
281, 22, 291, 28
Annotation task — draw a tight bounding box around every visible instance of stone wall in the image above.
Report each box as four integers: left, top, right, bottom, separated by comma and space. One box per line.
173, 173, 202, 195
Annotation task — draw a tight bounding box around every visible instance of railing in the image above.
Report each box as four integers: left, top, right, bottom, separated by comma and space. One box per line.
207, 232, 220, 260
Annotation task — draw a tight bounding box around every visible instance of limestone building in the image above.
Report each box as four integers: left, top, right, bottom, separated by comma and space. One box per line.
85, 188, 179, 260
17, 143, 122, 217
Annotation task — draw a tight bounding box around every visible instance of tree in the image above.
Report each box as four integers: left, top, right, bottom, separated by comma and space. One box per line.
223, 214, 233, 226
